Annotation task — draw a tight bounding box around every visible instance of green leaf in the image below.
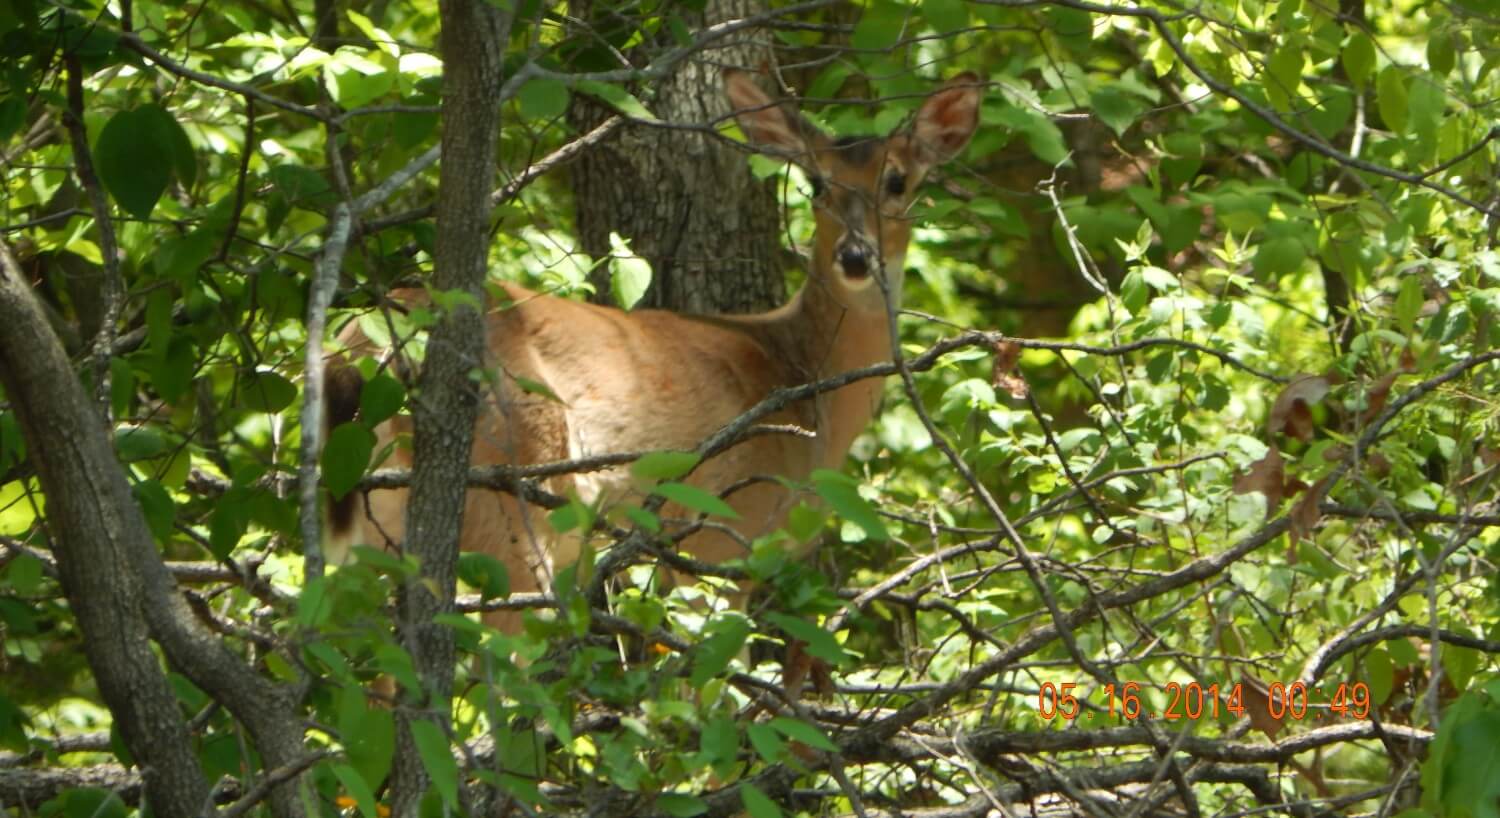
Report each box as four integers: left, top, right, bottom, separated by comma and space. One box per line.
1120, 270, 1148, 314
409, 720, 459, 809
631, 450, 701, 481
512, 374, 563, 403
690, 615, 751, 686
49, 788, 127, 818
1145, 352, 1174, 383
922, 0, 967, 32
984, 104, 1068, 165
146, 336, 196, 403
269, 164, 334, 209
517, 77, 570, 120
359, 374, 405, 426
765, 612, 850, 666
1425, 701, 1500, 818
154, 230, 216, 284
1408, 78, 1445, 138
322, 422, 376, 500
967, 197, 1028, 238
0, 412, 24, 473
393, 111, 437, 148
331, 764, 381, 818
746, 722, 787, 764
1358, 649, 1392, 707
1090, 86, 1142, 136
1252, 236, 1306, 276
0, 694, 31, 753
1048, 5, 1093, 49
339, 684, 396, 786
548, 497, 594, 534
346, 10, 397, 56
1376, 66, 1409, 133
237, 371, 297, 414
0, 97, 25, 143
1395, 274, 1424, 333
786, 502, 826, 544
165, 111, 196, 191
209, 488, 250, 558
654, 481, 740, 519
657, 794, 709, 817
458, 552, 510, 599
806, 64, 850, 99
740, 782, 782, 818
1442, 645, 1481, 693
1342, 31, 1376, 89
1161, 132, 1202, 187
576, 80, 658, 122
1306, 86, 1354, 140
94, 105, 192, 218
697, 715, 739, 770
851, 3, 905, 50
1266, 42, 1305, 110
132, 479, 175, 542
609, 231, 653, 309
1428, 33, 1457, 75
812, 471, 888, 541
769, 717, 838, 751
4, 551, 43, 596
114, 424, 173, 462
666, 16, 693, 46
623, 505, 661, 533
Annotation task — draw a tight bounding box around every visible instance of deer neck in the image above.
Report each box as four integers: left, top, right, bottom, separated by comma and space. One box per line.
770, 274, 896, 464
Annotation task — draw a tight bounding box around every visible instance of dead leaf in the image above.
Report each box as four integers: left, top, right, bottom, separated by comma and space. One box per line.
1362, 372, 1400, 424
1267, 374, 1331, 441
783, 638, 813, 700
1286, 474, 1332, 559
783, 639, 837, 701
1234, 448, 1287, 513
991, 340, 1028, 399
1361, 350, 1418, 424
1240, 674, 1284, 739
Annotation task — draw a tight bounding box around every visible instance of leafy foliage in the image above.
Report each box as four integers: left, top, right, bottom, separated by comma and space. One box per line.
2, 0, 1500, 815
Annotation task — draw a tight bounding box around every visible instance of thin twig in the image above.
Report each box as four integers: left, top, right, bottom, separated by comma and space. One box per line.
62, 56, 122, 417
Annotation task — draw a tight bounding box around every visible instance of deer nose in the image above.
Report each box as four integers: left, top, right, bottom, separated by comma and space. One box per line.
838, 244, 869, 278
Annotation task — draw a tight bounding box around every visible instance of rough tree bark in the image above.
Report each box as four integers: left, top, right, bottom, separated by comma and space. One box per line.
570, 0, 783, 314
0, 243, 313, 818
387, 0, 509, 814
0, 243, 210, 818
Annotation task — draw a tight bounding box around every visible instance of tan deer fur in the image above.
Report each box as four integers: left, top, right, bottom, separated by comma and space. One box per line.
325, 70, 982, 632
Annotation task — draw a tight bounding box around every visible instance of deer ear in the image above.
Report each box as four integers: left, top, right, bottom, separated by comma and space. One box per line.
910, 72, 982, 167
724, 70, 824, 159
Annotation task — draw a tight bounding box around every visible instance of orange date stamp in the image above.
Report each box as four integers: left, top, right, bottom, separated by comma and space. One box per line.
1036, 681, 1373, 722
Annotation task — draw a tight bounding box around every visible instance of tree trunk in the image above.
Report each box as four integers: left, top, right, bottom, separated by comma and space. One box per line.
0, 243, 210, 818
388, 0, 508, 815
570, 0, 783, 315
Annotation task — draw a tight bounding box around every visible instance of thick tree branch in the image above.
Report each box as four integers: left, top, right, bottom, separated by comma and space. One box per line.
0, 242, 310, 818
386, 0, 510, 814
0, 242, 211, 818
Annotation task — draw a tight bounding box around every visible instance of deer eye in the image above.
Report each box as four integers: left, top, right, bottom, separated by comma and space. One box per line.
885, 173, 907, 197
808, 176, 826, 198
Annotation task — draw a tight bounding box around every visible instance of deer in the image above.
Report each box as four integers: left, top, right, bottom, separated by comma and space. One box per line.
324, 69, 983, 635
